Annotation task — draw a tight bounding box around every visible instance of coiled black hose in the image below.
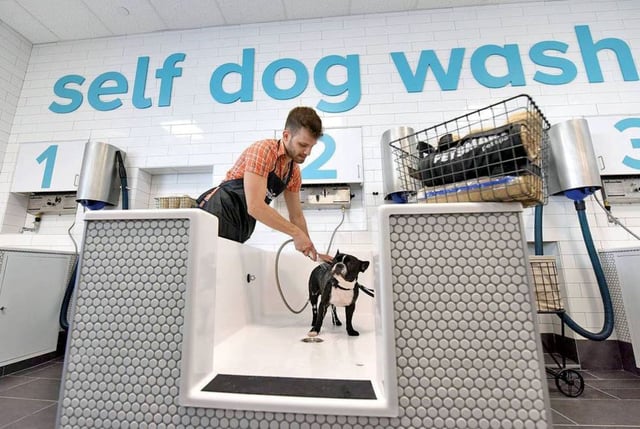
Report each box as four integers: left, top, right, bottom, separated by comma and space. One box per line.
534, 201, 614, 341
116, 150, 128, 210
59, 261, 77, 331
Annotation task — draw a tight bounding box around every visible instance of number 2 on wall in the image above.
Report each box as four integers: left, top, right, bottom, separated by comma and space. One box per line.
36, 144, 58, 189
302, 134, 338, 180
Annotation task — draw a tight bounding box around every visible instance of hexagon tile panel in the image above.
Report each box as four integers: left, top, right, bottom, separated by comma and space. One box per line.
58, 212, 550, 428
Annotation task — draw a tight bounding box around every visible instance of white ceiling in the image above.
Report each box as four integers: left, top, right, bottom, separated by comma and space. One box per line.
0, 0, 530, 45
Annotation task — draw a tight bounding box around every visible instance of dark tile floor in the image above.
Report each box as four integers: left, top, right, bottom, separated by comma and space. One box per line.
549, 368, 640, 428
1, 357, 640, 428
0, 358, 63, 429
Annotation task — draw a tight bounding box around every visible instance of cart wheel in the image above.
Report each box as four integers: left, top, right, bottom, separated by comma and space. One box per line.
555, 369, 584, 397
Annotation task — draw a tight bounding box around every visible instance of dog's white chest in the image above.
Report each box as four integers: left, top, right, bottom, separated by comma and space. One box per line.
330, 280, 356, 307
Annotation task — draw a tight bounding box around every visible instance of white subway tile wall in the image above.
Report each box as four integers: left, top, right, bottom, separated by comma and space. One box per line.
0, 22, 31, 232
0, 0, 639, 337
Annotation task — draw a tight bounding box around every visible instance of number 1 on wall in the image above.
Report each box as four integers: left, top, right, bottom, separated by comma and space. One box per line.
36, 144, 58, 189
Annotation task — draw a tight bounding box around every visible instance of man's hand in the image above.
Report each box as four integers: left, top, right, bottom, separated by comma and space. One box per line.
316, 253, 334, 263
293, 231, 318, 261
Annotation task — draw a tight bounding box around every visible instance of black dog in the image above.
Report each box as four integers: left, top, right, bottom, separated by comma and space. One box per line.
308, 251, 370, 337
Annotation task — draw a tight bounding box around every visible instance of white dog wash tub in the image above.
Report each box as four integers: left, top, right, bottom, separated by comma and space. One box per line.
61, 209, 398, 418
177, 213, 399, 417
56, 204, 552, 428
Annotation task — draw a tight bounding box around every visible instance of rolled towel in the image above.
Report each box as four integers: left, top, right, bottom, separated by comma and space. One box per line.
411, 122, 532, 187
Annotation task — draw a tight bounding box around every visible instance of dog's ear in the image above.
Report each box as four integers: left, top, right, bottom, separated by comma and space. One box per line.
334, 250, 340, 259
360, 261, 370, 272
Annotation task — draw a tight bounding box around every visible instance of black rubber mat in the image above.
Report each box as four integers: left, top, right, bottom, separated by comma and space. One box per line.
202, 374, 377, 399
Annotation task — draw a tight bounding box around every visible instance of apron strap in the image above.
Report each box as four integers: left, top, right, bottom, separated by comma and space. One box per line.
196, 186, 218, 207
283, 159, 294, 185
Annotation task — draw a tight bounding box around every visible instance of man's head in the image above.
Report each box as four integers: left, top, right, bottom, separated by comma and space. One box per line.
282, 107, 323, 164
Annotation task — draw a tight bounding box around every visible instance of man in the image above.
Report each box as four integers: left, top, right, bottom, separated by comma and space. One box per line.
197, 106, 329, 262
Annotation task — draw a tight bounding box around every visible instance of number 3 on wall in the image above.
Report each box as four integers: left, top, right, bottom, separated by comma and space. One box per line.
615, 118, 640, 170
301, 134, 338, 180
36, 144, 58, 189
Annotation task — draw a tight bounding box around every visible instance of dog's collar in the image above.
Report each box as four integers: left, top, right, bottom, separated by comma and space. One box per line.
333, 278, 357, 291
336, 282, 374, 296
333, 277, 358, 291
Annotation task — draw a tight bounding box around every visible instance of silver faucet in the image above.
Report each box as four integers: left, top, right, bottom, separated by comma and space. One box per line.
20, 215, 41, 233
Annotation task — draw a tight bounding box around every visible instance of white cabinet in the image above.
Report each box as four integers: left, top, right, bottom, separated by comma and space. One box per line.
301, 127, 363, 184
0, 250, 75, 366
586, 116, 640, 176
12, 140, 86, 193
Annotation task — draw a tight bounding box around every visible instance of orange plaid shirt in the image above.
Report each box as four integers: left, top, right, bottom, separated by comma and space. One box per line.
224, 139, 302, 192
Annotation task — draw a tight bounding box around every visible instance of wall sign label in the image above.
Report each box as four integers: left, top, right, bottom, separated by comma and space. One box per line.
48, 25, 638, 114
300, 128, 363, 184
586, 116, 640, 174
12, 141, 86, 193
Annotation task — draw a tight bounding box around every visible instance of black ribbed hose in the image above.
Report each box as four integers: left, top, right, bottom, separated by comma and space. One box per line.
533, 201, 614, 341
116, 150, 128, 210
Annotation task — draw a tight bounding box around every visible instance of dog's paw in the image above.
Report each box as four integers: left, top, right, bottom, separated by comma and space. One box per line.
307, 331, 319, 337
347, 329, 359, 336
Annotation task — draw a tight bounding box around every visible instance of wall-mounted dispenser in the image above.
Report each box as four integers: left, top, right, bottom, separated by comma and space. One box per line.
76, 141, 126, 210
299, 185, 351, 209
380, 127, 418, 202
547, 118, 602, 198
28, 192, 78, 215
601, 175, 640, 204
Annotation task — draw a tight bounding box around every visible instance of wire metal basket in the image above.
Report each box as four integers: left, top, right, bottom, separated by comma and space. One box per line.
155, 195, 197, 209
529, 255, 564, 313
529, 255, 585, 398
389, 94, 550, 207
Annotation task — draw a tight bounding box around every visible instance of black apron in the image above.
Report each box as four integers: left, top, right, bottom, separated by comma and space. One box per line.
197, 159, 294, 243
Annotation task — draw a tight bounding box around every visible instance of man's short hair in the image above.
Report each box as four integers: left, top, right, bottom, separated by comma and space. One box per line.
285, 107, 323, 139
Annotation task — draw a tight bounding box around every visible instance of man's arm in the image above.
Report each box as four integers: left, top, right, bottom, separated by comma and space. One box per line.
284, 189, 333, 263
243, 171, 317, 258
283, 189, 309, 236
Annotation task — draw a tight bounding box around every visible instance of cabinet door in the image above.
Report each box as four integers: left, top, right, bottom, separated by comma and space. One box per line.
0, 252, 71, 365
12, 140, 86, 193
587, 116, 640, 175
301, 128, 363, 184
